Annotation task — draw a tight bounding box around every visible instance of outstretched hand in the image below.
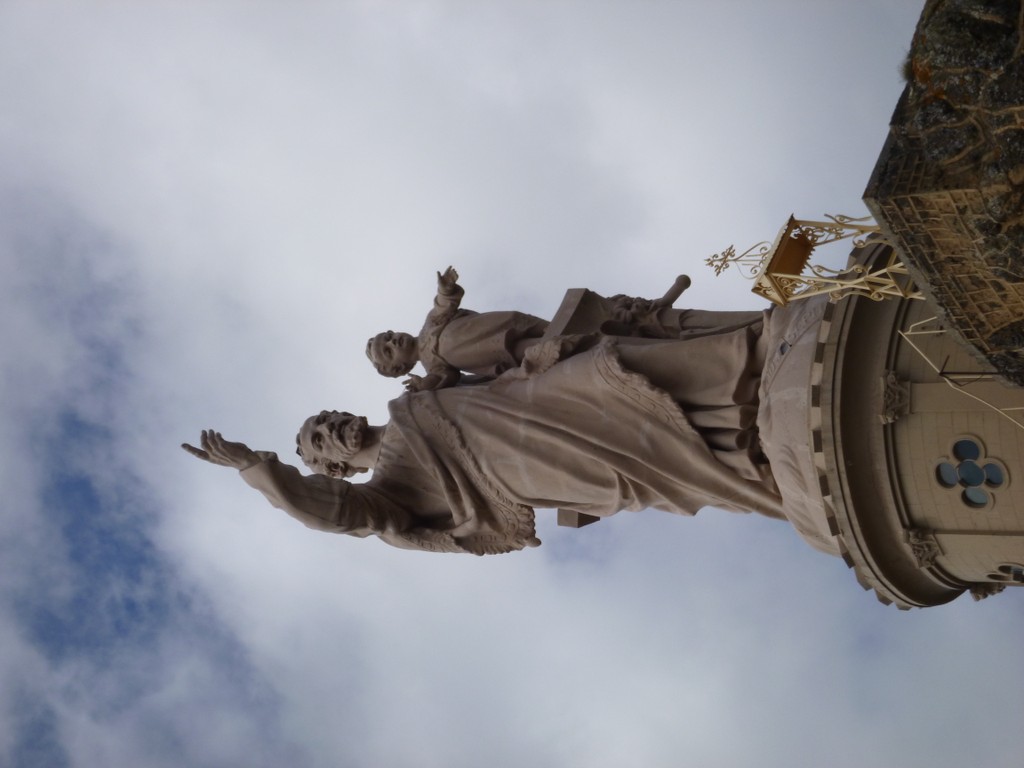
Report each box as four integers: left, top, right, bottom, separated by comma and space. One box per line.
181, 430, 260, 471
437, 265, 459, 292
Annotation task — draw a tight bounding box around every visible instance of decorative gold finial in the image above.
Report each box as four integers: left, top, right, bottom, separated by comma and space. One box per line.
706, 214, 920, 306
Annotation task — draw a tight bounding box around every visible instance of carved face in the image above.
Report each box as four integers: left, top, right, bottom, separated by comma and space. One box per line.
365, 331, 417, 377
297, 410, 369, 477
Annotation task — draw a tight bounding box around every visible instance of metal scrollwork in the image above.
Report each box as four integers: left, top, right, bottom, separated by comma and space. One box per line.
797, 214, 882, 250
705, 213, 919, 306
705, 241, 772, 278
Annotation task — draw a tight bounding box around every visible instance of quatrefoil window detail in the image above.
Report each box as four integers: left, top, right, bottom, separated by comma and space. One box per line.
934, 437, 1007, 510
987, 563, 1024, 584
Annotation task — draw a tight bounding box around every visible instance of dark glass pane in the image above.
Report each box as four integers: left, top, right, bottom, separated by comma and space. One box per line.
962, 487, 988, 508
958, 460, 985, 487
936, 463, 959, 488
953, 439, 981, 461
997, 564, 1024, 583
984, 463, 1005, 487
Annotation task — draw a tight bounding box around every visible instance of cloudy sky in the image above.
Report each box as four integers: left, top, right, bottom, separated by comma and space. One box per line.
2, 1, 1022, 766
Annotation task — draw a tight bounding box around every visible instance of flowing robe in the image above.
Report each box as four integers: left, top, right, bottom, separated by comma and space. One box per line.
242, 329, 784, 555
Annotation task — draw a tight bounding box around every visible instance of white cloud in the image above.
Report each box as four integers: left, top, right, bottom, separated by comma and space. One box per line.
2, 2, 1022, 767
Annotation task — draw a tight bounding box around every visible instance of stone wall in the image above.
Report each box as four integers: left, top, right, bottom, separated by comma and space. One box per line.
864, 0, 1024, 383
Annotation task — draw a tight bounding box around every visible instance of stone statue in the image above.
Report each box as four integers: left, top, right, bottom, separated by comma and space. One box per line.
364, 267, 765, 394
364, 266, 549, 391
183, 323, 785, 556
598, 275, 766, 340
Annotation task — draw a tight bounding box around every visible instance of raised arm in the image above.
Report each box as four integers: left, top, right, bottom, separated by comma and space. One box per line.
426, 265, 466, 325
182, 430, 413, 536
181, 429, 266, 469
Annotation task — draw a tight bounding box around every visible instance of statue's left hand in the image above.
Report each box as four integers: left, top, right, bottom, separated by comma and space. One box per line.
403, 373, 427, 392
182, 430, 260, 471
403, 373, 443, 392
437, 266, 459, 292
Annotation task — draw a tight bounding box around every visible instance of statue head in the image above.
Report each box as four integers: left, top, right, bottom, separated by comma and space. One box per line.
296, 410, 370, 479
365, 330, 418, 377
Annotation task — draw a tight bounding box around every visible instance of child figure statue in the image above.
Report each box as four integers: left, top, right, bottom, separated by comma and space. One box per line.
366, 267, 549, 391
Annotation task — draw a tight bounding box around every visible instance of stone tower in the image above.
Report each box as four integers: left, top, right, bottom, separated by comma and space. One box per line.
827, 0, 1024, 607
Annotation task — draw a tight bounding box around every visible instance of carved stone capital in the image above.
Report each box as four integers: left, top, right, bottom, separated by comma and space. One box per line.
906, 527, 941, 568
880, 370, 911, 424
970, 583, 1006, 601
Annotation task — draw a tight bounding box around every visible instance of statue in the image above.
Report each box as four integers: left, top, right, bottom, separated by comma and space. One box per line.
183, 321, 785, 556
364, 267, 549, 391
363, 268, 763, 393
597, 275, 767, 340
